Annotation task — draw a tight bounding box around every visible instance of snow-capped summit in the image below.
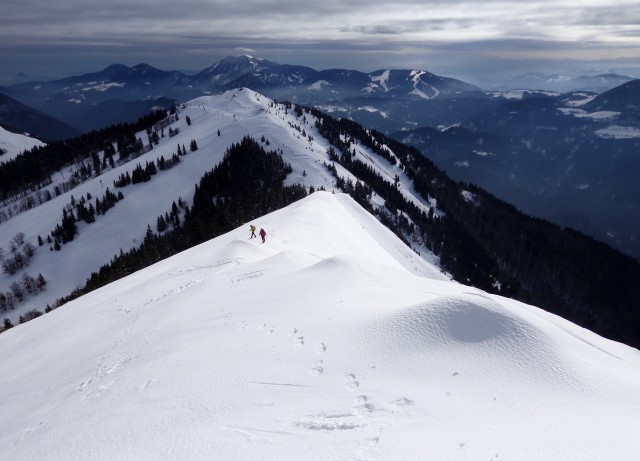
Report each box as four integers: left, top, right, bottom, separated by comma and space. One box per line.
1, 191, 640, 460
196, 55, 279, 85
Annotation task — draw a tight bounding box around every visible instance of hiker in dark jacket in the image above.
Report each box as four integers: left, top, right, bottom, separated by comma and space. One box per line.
259, 228, 267, 243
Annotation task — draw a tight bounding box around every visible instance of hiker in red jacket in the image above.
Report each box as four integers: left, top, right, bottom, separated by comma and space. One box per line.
259, 228, 267, 243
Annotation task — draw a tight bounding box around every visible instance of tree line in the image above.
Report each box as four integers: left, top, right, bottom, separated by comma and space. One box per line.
0, 110, 166, 201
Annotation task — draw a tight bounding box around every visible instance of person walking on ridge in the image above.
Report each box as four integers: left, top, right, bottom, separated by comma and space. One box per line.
259, 228, 267, 244
249, 224, 257, 239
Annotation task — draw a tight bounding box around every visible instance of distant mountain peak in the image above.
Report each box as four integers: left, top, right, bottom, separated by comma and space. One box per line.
101, 63, 130, 74
130, 63, 157, 72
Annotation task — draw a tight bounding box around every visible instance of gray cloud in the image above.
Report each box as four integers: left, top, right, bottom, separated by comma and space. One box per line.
1, 0, 639, 83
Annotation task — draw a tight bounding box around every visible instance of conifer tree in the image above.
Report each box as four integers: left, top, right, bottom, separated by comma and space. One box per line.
36, 273, 47, 291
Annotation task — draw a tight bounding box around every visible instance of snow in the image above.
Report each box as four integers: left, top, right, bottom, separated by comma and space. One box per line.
558, 108, 622, 122
370, 70, 391, 92
315, 104, 348, 113
461, 190, 479, 204
575, 110, 620, 121
408, 70, 439, 100
488, 89, 559, 100
0, 125, 45, 161
489, 89, 529, 100
564, 93, 597, 107
356, 106, 389, 118
557, 108, 620, 122
82, 82, 126, 92
596, 125, 640, 139
0, 88, 435, 323
308, 80, 330, 90
558, 107, 586, 116
557, 108, 639, 138
1, 191, 640, 460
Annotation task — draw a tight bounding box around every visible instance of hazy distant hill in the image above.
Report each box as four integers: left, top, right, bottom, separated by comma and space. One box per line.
476, 72, 636, 93
0, 93, 78, 142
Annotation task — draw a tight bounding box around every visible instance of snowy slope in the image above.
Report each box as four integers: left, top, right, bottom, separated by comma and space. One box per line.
0, 125, 45, 161
0, 88, 435, 323
1, 192, 639, 461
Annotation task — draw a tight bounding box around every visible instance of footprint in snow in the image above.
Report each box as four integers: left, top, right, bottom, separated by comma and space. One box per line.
258, 323, 275, 334
354, 395, 374, 413
310, 360, 324, 376
345, 373, 360, 391
362, 436, 379, 449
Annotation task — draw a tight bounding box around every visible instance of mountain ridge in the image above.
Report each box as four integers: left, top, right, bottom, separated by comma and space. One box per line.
1, 190, 640, 460
2, 88, 639, 350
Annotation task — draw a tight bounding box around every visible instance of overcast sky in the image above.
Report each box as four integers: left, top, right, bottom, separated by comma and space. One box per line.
1, 0, 639, 84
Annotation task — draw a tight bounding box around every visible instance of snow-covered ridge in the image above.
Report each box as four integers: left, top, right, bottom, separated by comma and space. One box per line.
0, 125, 45, 161
1, 191, 639, 460
0, 88, 435, 323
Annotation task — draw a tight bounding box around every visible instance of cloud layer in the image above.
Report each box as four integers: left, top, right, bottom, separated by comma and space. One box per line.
1, 0, 639, 82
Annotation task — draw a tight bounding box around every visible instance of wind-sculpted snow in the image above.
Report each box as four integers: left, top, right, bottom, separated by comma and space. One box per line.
1, 192, 640, 460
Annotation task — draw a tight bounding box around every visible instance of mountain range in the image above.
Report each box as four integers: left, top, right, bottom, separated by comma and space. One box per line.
2, 56, 635, 137
0, 55, 481, 134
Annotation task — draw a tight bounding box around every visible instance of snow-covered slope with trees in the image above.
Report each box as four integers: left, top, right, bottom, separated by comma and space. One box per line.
1, 191, 640, 461
0, 88, 435, 323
